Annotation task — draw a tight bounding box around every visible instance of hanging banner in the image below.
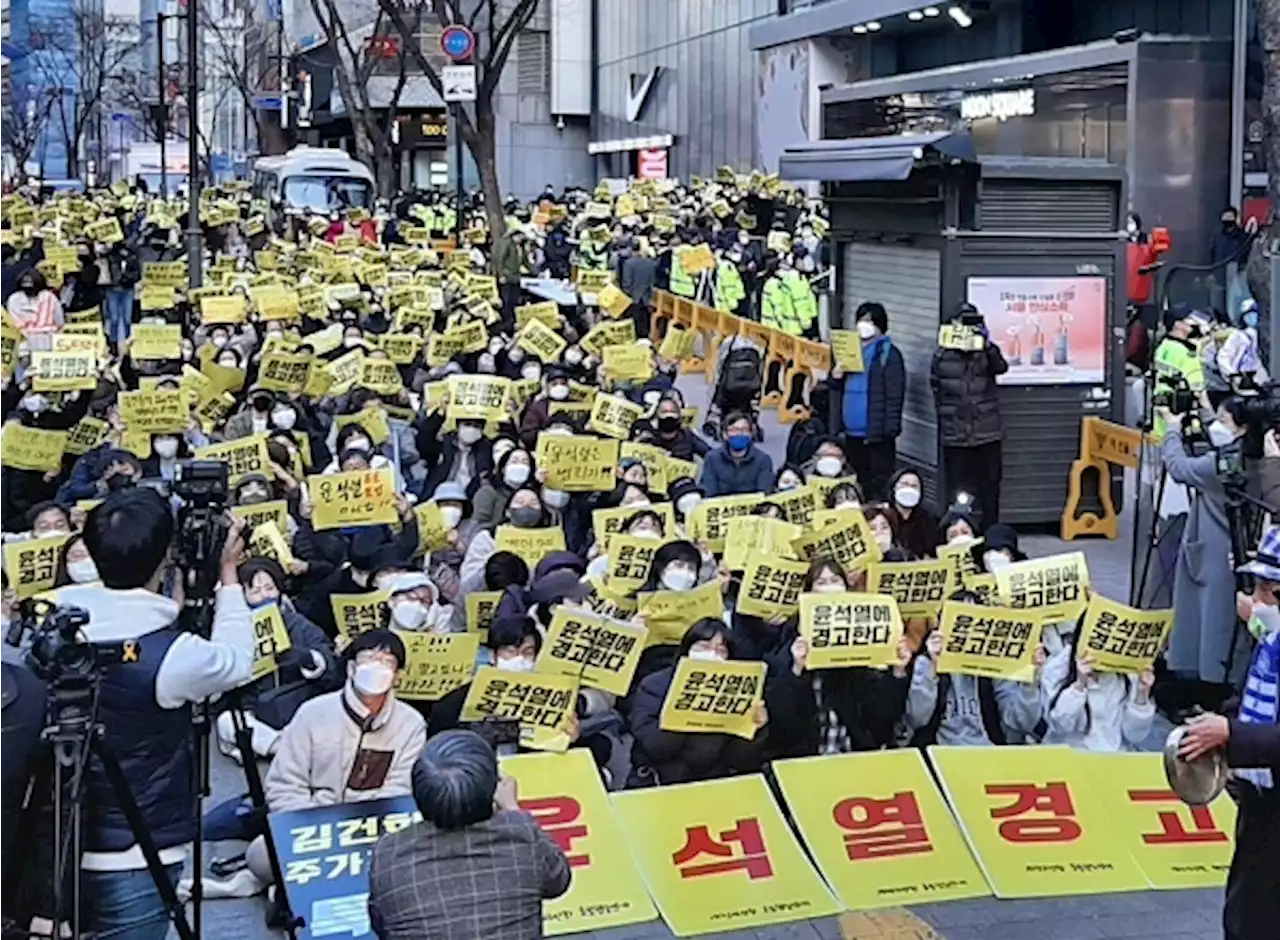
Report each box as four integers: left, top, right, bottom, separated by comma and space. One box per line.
797, 592, 903, 669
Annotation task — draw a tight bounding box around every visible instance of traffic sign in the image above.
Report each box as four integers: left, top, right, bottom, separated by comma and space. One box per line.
442, 64, 477, 103
441, 25, 474, 62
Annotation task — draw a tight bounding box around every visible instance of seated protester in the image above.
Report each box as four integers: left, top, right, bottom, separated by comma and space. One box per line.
216, 558, 342, 763
774, 464, 806, 493
825, 481, 865, 513
384, 571, 455, 634
888, 469, 939, 559
223, 386, 276, 440
28, 501, 73, 539
628, 619, 769, 786
518, 365, 573, 448
630, 540, 722, 688
863, 503, 898, 555
472, 445, 537, 532
423, 481, 480, 608
52, 535, 100, 587
459, 486, 555, 593
979, 523, 1026, 575
1041, 617, 1156, 752
585, 507, 667, 578
767, 558, 913, 756
939, 501, 980, 546
802, 436, 855, 482
323, 423, 393, 474
417, 412, 495, 498
487, 551, 533, 620
698, 411, 774, 498
905, 590, 1044, 747
223, 630, 426, 897
142, 432, 192, 482
668, 478, 704, 532
427, 615, 543, 740
642, 392, 711, 462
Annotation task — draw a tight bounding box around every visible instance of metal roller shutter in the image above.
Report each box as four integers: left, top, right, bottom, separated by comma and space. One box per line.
979, 180, 1118, 233
841, 243, 941, 472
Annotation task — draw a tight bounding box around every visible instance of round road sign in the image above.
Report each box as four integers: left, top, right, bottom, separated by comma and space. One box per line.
441, 25, 475, 62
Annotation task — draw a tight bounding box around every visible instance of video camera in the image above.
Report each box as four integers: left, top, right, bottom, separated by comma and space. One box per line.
5, 599, 127, 687
171, 460, 232, 637
1153, 373, 1198, 418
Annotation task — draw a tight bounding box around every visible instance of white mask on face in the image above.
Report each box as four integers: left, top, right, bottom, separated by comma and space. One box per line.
632, 527, 662, 540
504, 463, 531, 487
272, 407, 297, 430
457, 425, 483, 446
154, 437, 179, 459
813, 582, 846, 595
351, 661, 396, 696
1208, 420, 1237, 448
218, 357, 239, 369
391, 600, 429, 630
834, 500, 860, 512
778, 476, 801, 492
22, 394, 48, 413
496, 655, 535, 673
66, 558, 100, 583
676, 493, 702, 518
815, 456, 843, 478
548, 384, 570, 401
688, 648, 724, 662
542, 487, 570, 510
983, 550, 1012, 573
508, 348, 525, 365
857, 320, 877, 340
343, 336, 362, 348
439, 506, 463, 529
211, 334, 229, 348
874, 531, 893, 551
564, 348, 583, 366
947, 533, 973, 546
521, 365, 542, 382
1248, 603, 1280, 639
488, 339, 505, 356
894, 487, 921, 509
661, 567, 696, 591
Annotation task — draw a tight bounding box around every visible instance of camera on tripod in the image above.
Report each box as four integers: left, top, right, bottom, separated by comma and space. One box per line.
6, 598, 127, 685
1153, 373, 1198, 417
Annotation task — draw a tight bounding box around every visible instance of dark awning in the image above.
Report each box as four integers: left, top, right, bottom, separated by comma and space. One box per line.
778, 132, 976, 183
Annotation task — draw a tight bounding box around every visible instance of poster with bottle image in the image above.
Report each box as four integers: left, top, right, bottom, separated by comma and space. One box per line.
965, 276, 1107, 385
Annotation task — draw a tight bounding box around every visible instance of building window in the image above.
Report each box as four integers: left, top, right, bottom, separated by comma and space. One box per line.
517, 29, 549, 95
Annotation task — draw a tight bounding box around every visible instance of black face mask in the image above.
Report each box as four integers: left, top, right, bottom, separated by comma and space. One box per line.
106, 473, 135, 492
21, 284, 37, 296
1223, 220, 1238, 232
252, 395, 272, 412
657, 414, 681, 434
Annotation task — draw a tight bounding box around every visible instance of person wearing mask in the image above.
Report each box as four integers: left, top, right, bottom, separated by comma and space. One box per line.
802, 437, 855, 483
53, 535, 100, 587
26, 501, 73, 539
1153, 305, 1211, 436
887, 470, 939, 559
368, 730, 571, 940
423, 481, 480, 607
863, 505, 899, 556
385, 571, 454, 634
830, 302, 905, 501
427, 615, 544, 737
419, 415, 495, 498
7, 268, 64, 349
824, 481, 865, 513
668, 477, 704, 528
223, 388, 277, 440
760, 254, 803, 336
628, 619, 770, 785
142, 433, 188, 482
774, 464, 806, 493
698, 412, 773, 498
979, 523, 1026, 574
459, 486, 551, 589
472, 446, 537, 532
938, 502, 980, 546
1209, 206, 1258, 317
643, 393, 710, 462
494, 228, 525, 329
1215, 298, 1270, 398
518, 367, 572, 448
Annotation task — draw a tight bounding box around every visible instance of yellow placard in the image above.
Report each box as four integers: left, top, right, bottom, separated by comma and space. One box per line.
139, 285, 176, 312
604, 534, 666, 593
200, 358, 248, 395
249, 604, 292, 681
603, 344, 654, 382
257, 351, 312, 393
928, 745, 1149, 898
251, 285, 301, 321
994, 552, 1090, 624
657, 324, 697, 362
830, 330, 865, 372
308, 468, 398, 531
935, 601, 1041, 678
596, 283, 633, 318
465, 590, 503, 639
536, 607, 647, 696
85, 217, 124, 244
517, 317, 568, 362
143, 261, 187, 287
575, 268, 612, 293
938, 537, 983, 586
1082, 416, 1142, 470
325, 349, 366, 396
413, 500, 451, 554
798, 592, 903, 668
791, 508, 881, 573
502, 750, 659, 936
635, 580, 724, 647
609, 775, 840, 935
679, 243, 716, 274
938, 323, 986, 352
722, 516, 801, 572
773, 750, 992, 910
334, 407, 391, 448
515, 300, 562, 330
4, 535, 69, 598
736, 552, 810, 619
446, 374, 510, 422
494, 525, 567, 569
332, 590, 391, 637
580, 318, 635, 356
0, 425, 66, 473
1086, 752, 1236, 890
200, 294, 248, 324
395, 632, 480, 701
864, 558, 956, 619
659, 656, 766, 738
131, 323, 183, 360
617, 441, 667, 493
591, 503, 677, 554
459, 666, 579, 752
358, 358, 404, 396
687, 493, 765, 554
587, 393, 645, 441
118, 389, 187, 433
248, 520, 296, 568
535, 434, 619, 492
378, 333, 423, 365
31, 350, 97, 392
64, 416, 110, 456
119, 427, 152, 458
1076, 594, 1172, 673
231, 499, 291, 534
194, 434, 272, 486
1, 319, 22, 378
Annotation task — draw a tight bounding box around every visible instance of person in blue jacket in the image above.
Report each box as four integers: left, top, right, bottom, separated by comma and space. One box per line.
829, 301, 905, 501
698, 411, 774, 497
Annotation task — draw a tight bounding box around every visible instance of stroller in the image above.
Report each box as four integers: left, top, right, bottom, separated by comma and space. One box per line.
702, 333, 764, 439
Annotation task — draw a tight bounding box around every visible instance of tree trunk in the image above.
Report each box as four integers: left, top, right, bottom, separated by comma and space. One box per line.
469, 101, 504, 236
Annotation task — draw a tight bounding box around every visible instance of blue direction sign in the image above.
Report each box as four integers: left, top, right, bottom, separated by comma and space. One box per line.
440, 24, 474, 62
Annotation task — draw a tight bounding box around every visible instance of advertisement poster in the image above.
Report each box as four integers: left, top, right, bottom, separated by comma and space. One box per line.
965, 277, 1107, 385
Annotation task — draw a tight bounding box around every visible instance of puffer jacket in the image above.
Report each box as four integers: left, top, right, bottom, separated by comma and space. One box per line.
929, 342, 1008, 447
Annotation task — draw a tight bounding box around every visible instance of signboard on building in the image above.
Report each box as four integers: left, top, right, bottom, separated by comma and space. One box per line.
965, 276, 1108, 385
637, 148, 667, 180
396, 110, 449, 147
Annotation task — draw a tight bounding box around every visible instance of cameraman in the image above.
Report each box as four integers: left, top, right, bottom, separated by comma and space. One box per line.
57, 487, 254, 940
1161, 397, 1252, 710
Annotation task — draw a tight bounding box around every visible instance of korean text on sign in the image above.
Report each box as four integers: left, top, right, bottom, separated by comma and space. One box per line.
460, 667, 579, 753
736, 553, 809, 619
791, 508, 881, 573
4, 534, 69, 598
865, 558, 955, 619
936, 601, 1040, 679
798, 592, 903, 668
605, 535, 666, 592
536, 607, 647, 697
994, 552, 1090, 624
307, 468, 398, 531
659, 657, 765, 739
1076, 594, 1172, 673
331, 591, 391, 638
534, 434, 619, 492
687, 493, 763, 553
395, 632, 479, 701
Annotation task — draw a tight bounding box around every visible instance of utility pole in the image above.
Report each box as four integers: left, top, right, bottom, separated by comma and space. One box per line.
157, 11, 169, 195
185, 0, 203, 290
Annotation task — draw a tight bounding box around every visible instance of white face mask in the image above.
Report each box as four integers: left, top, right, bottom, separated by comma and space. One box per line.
815, 456, 843, 478
548, 384, 570, 401
211, 334, 229, 348
983, 551, 1012, 573
458, 426, 483, 446
66, 558, 100, 584
1208, 420, 1237, 448
351, 660, 396, 696
348, 436, 371, 453
439, 506, 463, 529
508, 348, 525, 365
218, 357, 239, 369
1248, 603, 1280, 639
834, 500, 860, 512
477, 354, 497, 374
778, 477, 801, 492
343, 336, 362, 348
874, 531, 893, 551
496, 655, 535, 673
857, 320, 877, 340
504, 463, 531, 487
521, 365, 542, 382
676, 494, 702, 518
154, 437, 179, 459
564, 348, 583, 365
894, 487, 921, 509
948, 532, 973, 546
542, 487, 570, 510
632, 527, 662, 540
272, 407, 297, 430
488, 340, 505, 356
661, 567, 696, 592
23, 394, 48, 413
813, 581, 846, 595
391, 600, 429, 630
688, 648, 724, 662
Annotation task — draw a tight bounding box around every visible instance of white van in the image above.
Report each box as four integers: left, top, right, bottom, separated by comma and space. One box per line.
251, 146, 375, 220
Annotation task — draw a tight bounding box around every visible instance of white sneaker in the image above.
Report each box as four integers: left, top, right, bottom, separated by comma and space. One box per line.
179, 869, 268, 900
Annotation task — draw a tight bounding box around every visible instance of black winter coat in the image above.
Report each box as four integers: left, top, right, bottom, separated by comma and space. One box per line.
765, 666, 909, 757
929, 342, 1008, 447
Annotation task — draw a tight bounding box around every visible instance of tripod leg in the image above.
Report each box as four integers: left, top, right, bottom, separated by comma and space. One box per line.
91, 738, 197, 940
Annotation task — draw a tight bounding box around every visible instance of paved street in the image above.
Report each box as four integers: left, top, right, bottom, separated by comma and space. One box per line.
193, 374, 1221, 940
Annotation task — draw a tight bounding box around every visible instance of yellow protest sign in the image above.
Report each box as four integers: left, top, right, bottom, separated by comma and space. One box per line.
502, 751, 658, 936
657, 324, 697, 362
635, 580, 724, 647
308, 468, 398, 531
460, 666, 579, 752
722, 516, 801, 572
609, 775, 840, 935
85, 217, 124, 244
195, 434, 272, 485
1, 423, 68, 472
139, 285, 176, 312
249, 604, 292, 681
604, 534, 666, 593
200, 358, 247, 395
357, 358, 403, 396
251, 285, 301, 321
1082, 416, 1142, 470
465, 591, 503, 639
736, 552, 809, 618
248, 520, 296, 568
231, 499, 290, 534
580, 318, 635, 356
830, 330, 865, 372
602, 344, 654, 382
865, 558, 955, 619
517, 317, 568, 362
31, 349, 97, 392
325, 349, 366, 396
575, 269, 613, 293
494, 525, 567, 569
65, 416, 110, 456
938, 537, 983, 585
117, 389, 186, 434
591, 503, 676, 554
334, 407, 391, 447
119, 427, 152, 458
798, 592, 903, 668
1087, 752, 1235, 890
660, 656, 766, 738
928, 745, 1148, 898
687, 493, 765, 554
1076, 594, 1172, 673
413, 500, 452, 554
938, 323, 986, 352
331, 591, 391, 637
257, 351, 312, 393
131, 323, 183, 360
1, 318, 22, 378
536, 607, 647, 696
679, 243, 716, 274
396, 632, 480, 701
143, 261, 187, 287
515, 300, 562, 329
4, 535, 69, 598
994, 552, 1090, 624
791, 508, 881, 573
587, 393, 645, 440
378, 333, 423, 365
935, 601, 1041, 678
596, 283, 632, 318
535, 434, 619, 492
446, 374, 510, 422
774, 749, 991, 909
200, 294, 247, 324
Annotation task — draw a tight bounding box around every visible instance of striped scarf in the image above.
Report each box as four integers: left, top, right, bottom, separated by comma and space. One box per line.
1237, 631, 1279, 789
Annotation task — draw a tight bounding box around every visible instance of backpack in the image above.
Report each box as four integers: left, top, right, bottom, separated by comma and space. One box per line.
717, 346, 763, 410
786, 415, 827, 467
